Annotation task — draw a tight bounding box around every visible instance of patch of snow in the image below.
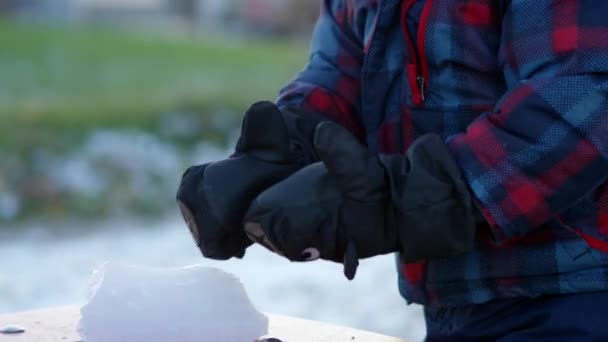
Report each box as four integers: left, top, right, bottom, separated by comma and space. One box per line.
190, 141, 231, 165
0, 192, 20, 220
47, 155, 106, 196
84, 130, 181, 176
0, 218, 426, 341
79, 262, 268, 342
159, 112, 203, 139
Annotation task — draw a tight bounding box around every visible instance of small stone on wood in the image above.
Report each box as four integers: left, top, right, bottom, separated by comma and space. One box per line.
0, 325, 26, 334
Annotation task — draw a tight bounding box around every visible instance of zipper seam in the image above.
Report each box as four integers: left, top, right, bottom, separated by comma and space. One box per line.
401, 0, 432, 105
417, 0, 432, 93
401, 0, 419, 68
401, 0, 422, 105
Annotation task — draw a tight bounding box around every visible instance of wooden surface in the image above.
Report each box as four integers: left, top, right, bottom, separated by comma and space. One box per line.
0, 306, 406, 342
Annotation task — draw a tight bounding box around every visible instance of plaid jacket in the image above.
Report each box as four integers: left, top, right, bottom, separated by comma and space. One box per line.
276, 0, 608, 307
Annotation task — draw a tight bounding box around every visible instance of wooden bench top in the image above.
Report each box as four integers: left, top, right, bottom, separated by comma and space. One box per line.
0, 306, 406, 341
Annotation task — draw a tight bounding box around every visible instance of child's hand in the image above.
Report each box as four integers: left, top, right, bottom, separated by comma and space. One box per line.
245, 122, 478, 279
176, 102, 319, 260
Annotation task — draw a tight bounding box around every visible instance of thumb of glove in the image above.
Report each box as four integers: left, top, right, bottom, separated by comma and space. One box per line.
313, 122, 387, 280
313, 122, 385, 199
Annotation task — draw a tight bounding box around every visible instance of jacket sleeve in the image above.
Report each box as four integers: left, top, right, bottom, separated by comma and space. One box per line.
447, 0, 608, 243
276, 0, 366, 141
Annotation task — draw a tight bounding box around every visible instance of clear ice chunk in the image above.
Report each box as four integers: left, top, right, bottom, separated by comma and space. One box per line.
79, 263, 268, 342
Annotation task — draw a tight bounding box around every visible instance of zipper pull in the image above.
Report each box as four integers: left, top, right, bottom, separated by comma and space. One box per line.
407, 64, 424, 106
416, 75, 425, 102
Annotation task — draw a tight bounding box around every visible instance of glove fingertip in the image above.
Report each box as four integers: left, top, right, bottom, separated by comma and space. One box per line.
234, 248, 246, 259
343, 241, 359, 281
244, 221, 286, 257
177, 199, 201, 247
238, 101, 291, 161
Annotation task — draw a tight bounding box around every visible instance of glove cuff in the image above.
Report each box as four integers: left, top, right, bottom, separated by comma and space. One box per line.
380, 134, 477, 263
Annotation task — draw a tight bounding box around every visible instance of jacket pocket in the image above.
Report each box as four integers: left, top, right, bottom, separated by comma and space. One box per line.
405, 106, 483, 143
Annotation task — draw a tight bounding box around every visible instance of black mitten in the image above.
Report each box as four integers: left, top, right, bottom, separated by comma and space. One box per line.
176, 102, 321, 260
245, 122, 477, 279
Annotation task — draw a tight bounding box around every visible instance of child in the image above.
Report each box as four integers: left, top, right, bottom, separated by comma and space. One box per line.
177, 1, 608, 339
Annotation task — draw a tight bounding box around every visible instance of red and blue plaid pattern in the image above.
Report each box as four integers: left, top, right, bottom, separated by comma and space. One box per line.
277, 0, 608, 307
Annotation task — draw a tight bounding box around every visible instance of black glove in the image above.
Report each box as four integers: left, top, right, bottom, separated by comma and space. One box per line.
176, 101, 322, 260
244, 122, 477, 279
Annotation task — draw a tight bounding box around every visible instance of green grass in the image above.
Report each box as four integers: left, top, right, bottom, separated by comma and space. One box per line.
0, 21, 311, 221
0, 20, 307, 138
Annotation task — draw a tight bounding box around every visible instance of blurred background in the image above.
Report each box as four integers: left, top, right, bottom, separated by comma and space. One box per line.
0, 0, 425, 340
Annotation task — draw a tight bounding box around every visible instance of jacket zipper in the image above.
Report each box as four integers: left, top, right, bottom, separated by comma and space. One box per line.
401, 0, 432, 106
